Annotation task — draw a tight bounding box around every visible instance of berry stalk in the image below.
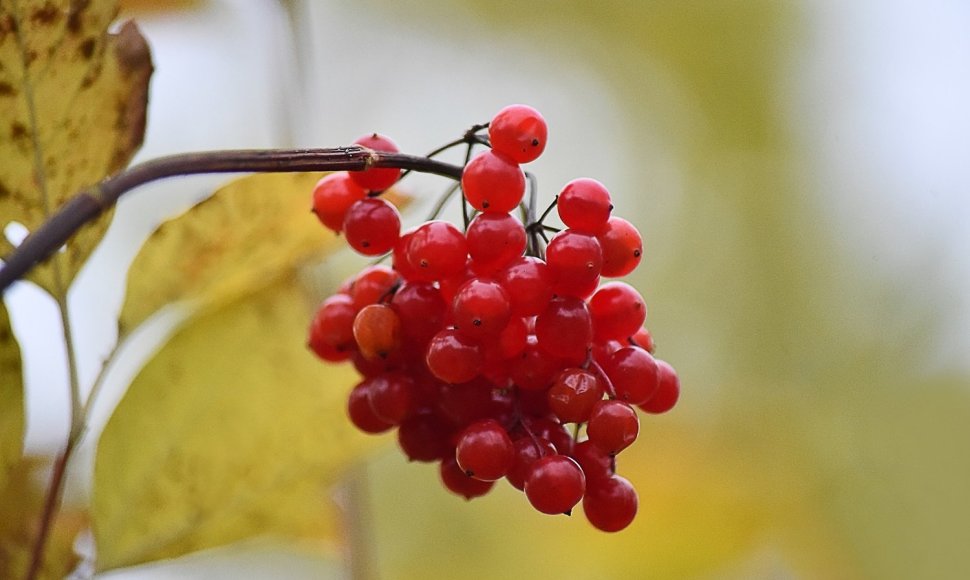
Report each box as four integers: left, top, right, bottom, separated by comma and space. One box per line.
0, 146, 463, 293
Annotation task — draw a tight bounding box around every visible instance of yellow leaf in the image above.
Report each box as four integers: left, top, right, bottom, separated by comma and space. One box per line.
93, 275, 381, 571
0, 301, 23, 494
119, 172, 344, 334
0, 457, 88, 580
0, 0, 152, 295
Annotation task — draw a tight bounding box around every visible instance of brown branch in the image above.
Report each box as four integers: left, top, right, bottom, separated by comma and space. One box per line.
0, 146, 464, 293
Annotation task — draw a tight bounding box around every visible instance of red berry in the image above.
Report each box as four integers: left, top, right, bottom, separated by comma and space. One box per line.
589, 282, 647, 341
307, 294, 356, 361
525, 455, 586, 515
350, 133, 402, 191
489, 104, 548, 164
557, 178, 612, 234
425, 329, 483, 384
311, 172, 366, 232
461, 150, 525, 213
496, 256, 554, 317
466, 212, 527, 274
343, 197, 401, 256
455, 419, 515, 481
547, 368, 603, 423
366, 372, 414, 425
406, 220, 468, 281
534, 296, 593, 365
390, 282, 447, 346
638, 359, 680, 414
630, 327, 655, 353
509, 335, 560, 391
587, 400, 639, 455
451, 278, 512, 340
440, 457, 494, 500
546, 230, 603, 297
347, 380, 394, 434
602, 346, 661, 405
571, 439, 614, 483
583, 475, 638, 532
398, 412, 453, 462
597, 217, 642, 277
349, 265, 400, 309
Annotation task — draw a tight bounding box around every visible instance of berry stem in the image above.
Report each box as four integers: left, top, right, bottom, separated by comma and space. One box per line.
0, 146, 463, 293
589, 359, 619, 399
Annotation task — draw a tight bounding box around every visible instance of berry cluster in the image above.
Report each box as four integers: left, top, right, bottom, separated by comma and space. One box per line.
308, 105, 679, 532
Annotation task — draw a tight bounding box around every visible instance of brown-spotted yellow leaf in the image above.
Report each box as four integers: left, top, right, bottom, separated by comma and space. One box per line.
0, 301, 23, 494
0, 0, 152, 294
119, 172, 346, 335
93, 274, 379, 571
0, 457, 88, 580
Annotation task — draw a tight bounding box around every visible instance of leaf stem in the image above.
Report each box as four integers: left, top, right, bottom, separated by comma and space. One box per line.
0, 147, 464, 293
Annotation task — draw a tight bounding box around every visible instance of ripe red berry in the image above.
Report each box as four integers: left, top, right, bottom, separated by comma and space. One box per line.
597, 217, 642, 277
534, 296, 593, 365
349, 265, 400, 309
509, 335, 561, 391
489, 104, 548, 164
366, 372, 414, 425
451, 278, 512, 340
406, 220, 468, 281
496, 256, 554, 317
571, 439, 614, 483
425, 329, 483, 384
390, 282, 447, 346
307, 294, 356, 362
587, 400, 639, 455
589, 282, 647, 341
466, 212, 527, 274
350, 133, 402, 191
525, 455, 586, 515
506, 436, 556, 490
630, 326, 655, 353
353, 303, 401, 360
461, 150, 525, 213
440, 457, 494, 500
602, 346, 661, 405
545, 230, 603, 297
455, 419, 515, 481
547, 368, 603, 423
347, 380, 394, 434
398, 412, 453, 462
583, 475, 638, 532
557, 178, 612, 234
638, 358, 680, 414
343, 197, 401, 256
311, 172, 366, 232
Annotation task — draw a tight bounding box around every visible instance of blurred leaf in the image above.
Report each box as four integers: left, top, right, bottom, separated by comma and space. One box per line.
0, 457, 88, 580
119, 172, 344, 334
0, 0, 152, 294
93, 275, 378, 571
0, 302, 23, 493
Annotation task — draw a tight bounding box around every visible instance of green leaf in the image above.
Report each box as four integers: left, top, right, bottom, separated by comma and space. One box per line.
0, 301, 23, 494
93, 275, 380, 571
118, 172, 345, 334
0, 0, 152, 294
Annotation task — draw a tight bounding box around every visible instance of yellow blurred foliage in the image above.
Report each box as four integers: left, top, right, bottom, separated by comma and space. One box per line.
0, 0, 151, 294
0, 302, 23, 495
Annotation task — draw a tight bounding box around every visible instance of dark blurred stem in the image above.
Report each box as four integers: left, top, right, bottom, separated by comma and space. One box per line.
0, 146, 463, 293
25, 434, 78, 580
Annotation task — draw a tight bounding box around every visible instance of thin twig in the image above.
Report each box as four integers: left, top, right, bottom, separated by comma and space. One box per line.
0, 146, 463, 293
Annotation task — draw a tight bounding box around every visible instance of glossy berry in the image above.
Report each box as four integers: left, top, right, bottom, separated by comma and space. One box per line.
587, 400, 639, 455
350, 265, 400, 310
466, 212, 527, 274
509, 335, 561, 391
307, 294, 356, 362
597, 217, 642, 277
603, 346, 661, 405
557, 178, 612, 234
506, 436, 557, 490
583, 475, 638, 532
571, 439, 614, 483
589, 282, 647, 341
347, 380, 394, 434
350, 133, 402, 191
461, 150, 525, 213
406, 220, 468, 281
496, 256, 554, 317
547, 368, 603, 423
630, 327, 655, 353
451, 278, 512, 340
489, 104, 548, 164
343, 197, 401, 256
534, 296, 593, 365
525, 455, 586, 515
638, 359, 680, 414
425, 329, 483, 384
546, 230, 603, 297
353, 304, 401, 360
455, 419, 515, 481
440, 457, 494, 500
312, 172, 366, 232
366, 372, 414, 425
390, 282, 447, 346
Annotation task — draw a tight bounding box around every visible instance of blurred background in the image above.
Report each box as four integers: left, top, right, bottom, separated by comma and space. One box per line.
6, 0, 969, 578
